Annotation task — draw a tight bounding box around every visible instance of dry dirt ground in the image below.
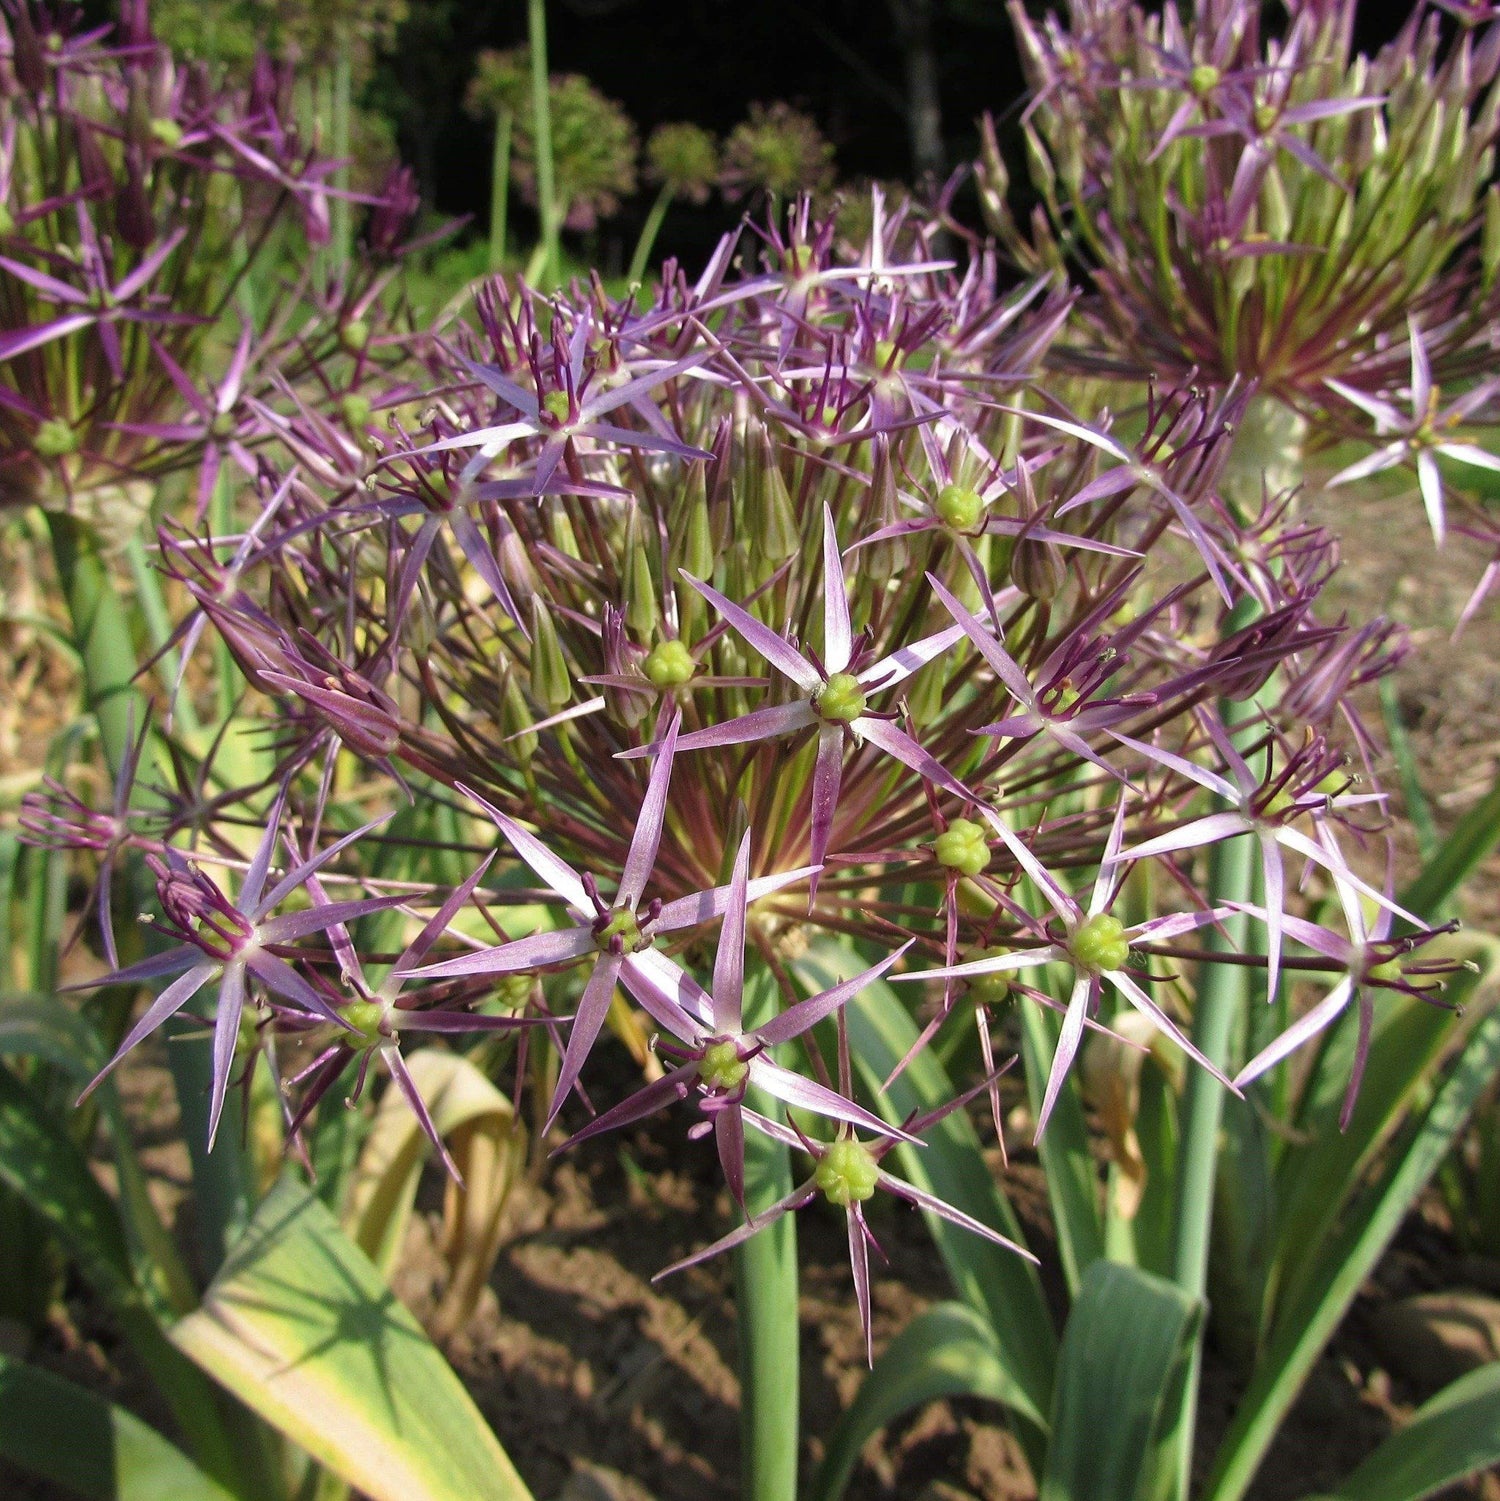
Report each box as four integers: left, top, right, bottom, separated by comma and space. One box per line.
3, 486, 1500, 1499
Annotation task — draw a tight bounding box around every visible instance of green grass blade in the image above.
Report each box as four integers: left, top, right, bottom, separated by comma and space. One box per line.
0, 1352, 237, 1501
1039, 1260, 1201, 1501
1302, 1361, 1500, 1501
171, 1175, 535, 1501
808, 1301, 1021, 1501
1205, 980, 1500, 1501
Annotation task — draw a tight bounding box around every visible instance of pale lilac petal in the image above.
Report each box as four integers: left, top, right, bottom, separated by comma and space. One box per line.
386, 1046, 462, 1181
1114, 810, 1252, 862
619, 947, 713, 1035
822, 505, 853, 673
1435, 442, 1500, 474
559, 1064, 698, 1150
877, 1172, 1036, 1261
809, 724, 844, 890
924, 572, 1035, 703
855, 715, 976, 806
240, 784, 288, 912
619, 710, 681, 907
713, 831, 753, 1034
680, 573, 821, 693
652, 864, 820, 932
258, 894, 408, 944
408, 924, 594, 980
450, 508, 524, 625
652, 1183, 819, 1280
391, 854, 497, 975
1088, 799, 1130, 916
206, 963, 247, 1149
1260, 832, 1286, 1004
77, 962, 218, 1101
1326, 441, 1407, 490
549, 953, 624, 1126
456, 782, 590, 911
1408, 319, 1432, 415
1274, 826, 1423, 929
747, 1058, 913, 1140
849, 1207, 874, 1366
897, 945, 1062, 984
857, 623, 966, 694
1036, 974, 1091, 1138
654, 700, 816, 757
417, 420, 538, 457
1325, 378, 1403, 431
757, 942, 915, 1048
1106, 968, 1235, 1090
1106, 730, 1239, 800
976, 805, 1077, 921
1235, 978, 1354, 1088
258, 811, 393, 916
1416, 450, 1446, 543
717, 1102, 747, 1211
64, 944, 200, 991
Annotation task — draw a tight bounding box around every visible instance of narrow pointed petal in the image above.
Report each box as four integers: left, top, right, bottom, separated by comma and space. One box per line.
1235, 978, 1354, 1088
386, 1046, 462, 1181
896, 945, 1061, 985
924, 572, 1035, 702
855, 716, 976, 806
259, 894, 409, 944
857, 623, 966, 694
822, 505, 853, 673
976, 805, 1077, 921
679, 573, 822, 693
619, 948, 713, 1036
1114, 811, 1252, 862
392, 854, 497, 975
407, 923, 595, 981
240, 784, 288, 912
876, 1172, 1036, 1261
455, 782, 591, 911
713, 830, 752, 1035
1036, 974, 1092, 1138
652, 864, 819, 932
619, 711, 681, 907
652, 1182, 819, 1280
558, 1063, 698, 1151
717, 1102, 747, 1214
1416, 450, 1446, 544
757, 942, 915, 1047
662, 700, 817, 755
205, 964, 248, 1150
1106, 968, 1236, 1091
548, 953, 625, 1127
1260, 833, 1286, 1005
748, 1057, 917, 1141
257, 811, 394, 916
450, 508, 524, 625
78, 963, 218, 1102
809, 725, 844, 896
848, 1207, 874, 1366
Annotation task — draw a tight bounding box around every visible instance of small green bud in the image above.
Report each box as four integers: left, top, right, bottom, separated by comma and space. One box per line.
814, 672, 867, 723
342, 999, 387, 1045
542, 389, 571, 424
1189, 63, 1220, 97
872, 338, 900, 371
1070, 913, 1130, 973
528, 596, 572, 709
35, 417, 80, 457
339, 319, 371, 353
1252, 101, 1278, 136
815, 1137, 881, 1207
936, 483, 985, 532
933, 817, 990, 877
698, 1039, 749, 1092
965, 949, 1013, 1006
209, 410, 238, 440
1366, 958, 1404, 985
149, 117, 184, 150
492, 973, 535, 1014
340, 392, 373, 431
643, 638, 696, 688
500, 672, 538, 764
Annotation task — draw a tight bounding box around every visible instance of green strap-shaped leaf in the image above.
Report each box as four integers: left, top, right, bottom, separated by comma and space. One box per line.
809, 1301, 1018, 1501
793, 940, 1056, 1449
1303, 1362, 1500, 1501
1207, 997, 1500, 1501
0, 1352, 235, 1501
1040, 1260, 1201, 1501
171, 1175, 535, 1501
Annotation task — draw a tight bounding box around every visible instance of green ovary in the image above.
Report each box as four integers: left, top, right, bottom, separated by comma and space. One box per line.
936, 483, 985, 531
1366, 958, 1404, 985
1070, 913, 1130, 973
643, 639, 696, 688
542, 389, 572, 423
815, 1137, 881, 1207
596, 906, 647, 953
698, 1039, 749, 1092
934, 818, 991, 877
965, 948, 1013, 1005
815, 672, 866, 723
35, 418, 80, 457
342, 999, 387, 1045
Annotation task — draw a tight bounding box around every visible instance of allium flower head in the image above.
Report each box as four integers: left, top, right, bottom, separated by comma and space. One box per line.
645, 121, 719, 205
720, 101, 836, 202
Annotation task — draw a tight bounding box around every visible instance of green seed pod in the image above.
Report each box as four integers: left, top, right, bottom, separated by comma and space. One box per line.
863, 433, 909, 583
815, 1137, 880, 1206
500, 671, 538, 765
933, 817, 991, 878
1070, 913, 1130, 973
643, 638, 696, 688
528, 596, 572, 709
624, 509, 659, 637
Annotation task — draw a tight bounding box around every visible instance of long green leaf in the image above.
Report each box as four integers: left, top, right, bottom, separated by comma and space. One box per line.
171, 1176, 534, 1501
0, 1059, 244, 1490
0, 1352, 235, 1501
1206, 998, 1500, 1501
1302, 1361, 1500, 1501
809, 1302, 1016, 1501
794, 941, 1055, 1453
1039, 1260, 1201, 1501
1398, 771, 1500, 923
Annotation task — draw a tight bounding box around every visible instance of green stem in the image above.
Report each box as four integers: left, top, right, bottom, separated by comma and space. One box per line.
526, 0, 559, 288
330, 45, 353, 278
626, 184, 673, 288
1167, 694, 1259, 1501
124, 531, 201, 738
489, 109, 513, 271
736, 965, 801, 1501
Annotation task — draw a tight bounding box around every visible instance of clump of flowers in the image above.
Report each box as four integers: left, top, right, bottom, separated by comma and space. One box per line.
32, 187, 1467, 1350
0, 0, 422, 531
720, 101, 836, 202
645, 121, 719, 206
982, 0, 1500, 533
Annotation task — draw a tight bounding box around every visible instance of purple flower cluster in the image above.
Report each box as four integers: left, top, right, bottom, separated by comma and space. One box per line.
32, 188, 1469, 1349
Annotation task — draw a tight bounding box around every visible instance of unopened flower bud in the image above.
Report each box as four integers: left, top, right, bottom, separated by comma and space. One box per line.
933, 817, 990, 877
643, 638, 696, 689
35, 417, 80, 457
1010, 533, 1067, 601
528, 597, 572, 709
340, 319, 371, 354
500, 672, 538, 764
624, 510, 659, 637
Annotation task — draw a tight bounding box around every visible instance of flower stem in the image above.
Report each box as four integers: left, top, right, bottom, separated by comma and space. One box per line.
527, 0, 559, 288
489, 107, 513, 271
1166, 691, 1258, 1501
330, 42, 353, 277
735, 962, 801, 1501
626, 184, 673, 288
